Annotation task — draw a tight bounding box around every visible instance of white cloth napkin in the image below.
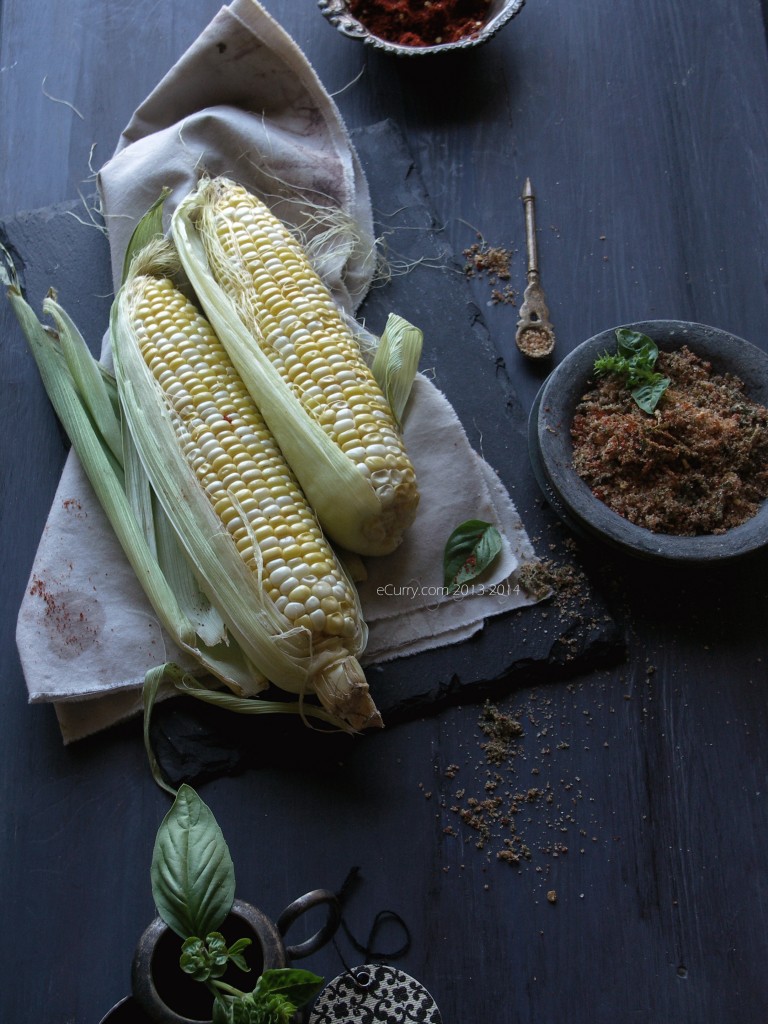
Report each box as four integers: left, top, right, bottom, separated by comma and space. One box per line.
15, 0, 539, 742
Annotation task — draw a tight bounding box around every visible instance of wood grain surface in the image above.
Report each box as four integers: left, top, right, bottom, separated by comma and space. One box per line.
2, 1, 768, 1022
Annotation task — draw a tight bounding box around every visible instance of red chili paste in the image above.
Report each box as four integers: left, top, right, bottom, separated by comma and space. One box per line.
349, 0, 493, 47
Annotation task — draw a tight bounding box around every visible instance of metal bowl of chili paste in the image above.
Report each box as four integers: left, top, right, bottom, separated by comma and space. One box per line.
317, 0, 526, 56
528, 320, 768, 564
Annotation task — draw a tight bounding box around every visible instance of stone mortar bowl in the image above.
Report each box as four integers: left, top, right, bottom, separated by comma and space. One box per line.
528, 320, 768, 565
317, 0, 526, 56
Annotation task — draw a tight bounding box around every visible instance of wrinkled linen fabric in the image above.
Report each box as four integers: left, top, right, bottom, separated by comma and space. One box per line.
15, 0, 538, 742
99, 0, 375, 311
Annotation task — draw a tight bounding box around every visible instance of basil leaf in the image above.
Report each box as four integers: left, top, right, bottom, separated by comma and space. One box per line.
594, 330, 670, 413
227, 937, 253, 973
212, 994, 239, 1024
151, 784, 236, 939
631, 376, 670, 414
206, 933, 232, 979
253, 969, 325, 1010
179, 937, 210, 981
443, 520, 503, 594
615, 328, 658, 364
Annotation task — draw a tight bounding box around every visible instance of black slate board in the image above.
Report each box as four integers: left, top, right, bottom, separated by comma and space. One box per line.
1, 121, 623, 786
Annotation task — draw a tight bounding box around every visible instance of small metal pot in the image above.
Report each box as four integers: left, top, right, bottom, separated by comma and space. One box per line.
131, 892, 340, 1024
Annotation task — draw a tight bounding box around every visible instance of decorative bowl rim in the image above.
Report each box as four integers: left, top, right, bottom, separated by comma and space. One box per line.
317, 0, 526, 56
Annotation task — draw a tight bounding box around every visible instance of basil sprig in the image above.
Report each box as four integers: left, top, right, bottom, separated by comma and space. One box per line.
152, 785, 324, 1024
593, 328, 671, 413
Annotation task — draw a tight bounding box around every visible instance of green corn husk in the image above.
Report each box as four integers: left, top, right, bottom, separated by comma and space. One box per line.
10, 285, 268, 697
372, 313, 424, 428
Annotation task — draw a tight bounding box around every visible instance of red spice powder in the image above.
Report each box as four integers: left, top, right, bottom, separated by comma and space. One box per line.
348, 0, 492, 47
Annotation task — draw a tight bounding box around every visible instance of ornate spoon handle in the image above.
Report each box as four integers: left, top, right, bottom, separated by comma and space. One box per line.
515, 178, 556, 359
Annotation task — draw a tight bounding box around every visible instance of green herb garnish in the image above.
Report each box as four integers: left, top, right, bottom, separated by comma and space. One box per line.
443, 519, 503, 595
593, 328, 671, 413
152, 785, 324, 1024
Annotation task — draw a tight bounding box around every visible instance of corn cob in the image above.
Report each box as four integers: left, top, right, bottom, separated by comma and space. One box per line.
111, 243, 381, 731
172, 178, 420, 557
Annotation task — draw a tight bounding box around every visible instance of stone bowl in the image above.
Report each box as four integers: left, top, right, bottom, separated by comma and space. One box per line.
317, 0, 526, 57
528, 320, 768, 565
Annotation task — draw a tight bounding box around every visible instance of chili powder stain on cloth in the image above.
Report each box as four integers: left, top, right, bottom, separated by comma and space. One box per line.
348, 0, 492, 47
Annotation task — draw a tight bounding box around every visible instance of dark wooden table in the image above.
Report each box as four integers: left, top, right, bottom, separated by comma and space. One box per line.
3, 1, 768, 1021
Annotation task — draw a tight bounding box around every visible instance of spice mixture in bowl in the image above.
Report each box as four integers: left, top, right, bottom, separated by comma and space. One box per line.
529, 321, 768, 564
317, 0, 526, 55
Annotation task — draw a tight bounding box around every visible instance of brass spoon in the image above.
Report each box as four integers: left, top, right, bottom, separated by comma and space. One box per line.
515, 178, 555, 359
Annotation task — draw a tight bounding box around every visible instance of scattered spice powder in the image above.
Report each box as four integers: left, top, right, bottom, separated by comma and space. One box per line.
518, 558, 587, 613
479, 702, 524, 763
571, 346, 768, 535
348, 0, 492, 47
515, 551, 616, 665
430, 689, 608, 877
463, 239, 517, 305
